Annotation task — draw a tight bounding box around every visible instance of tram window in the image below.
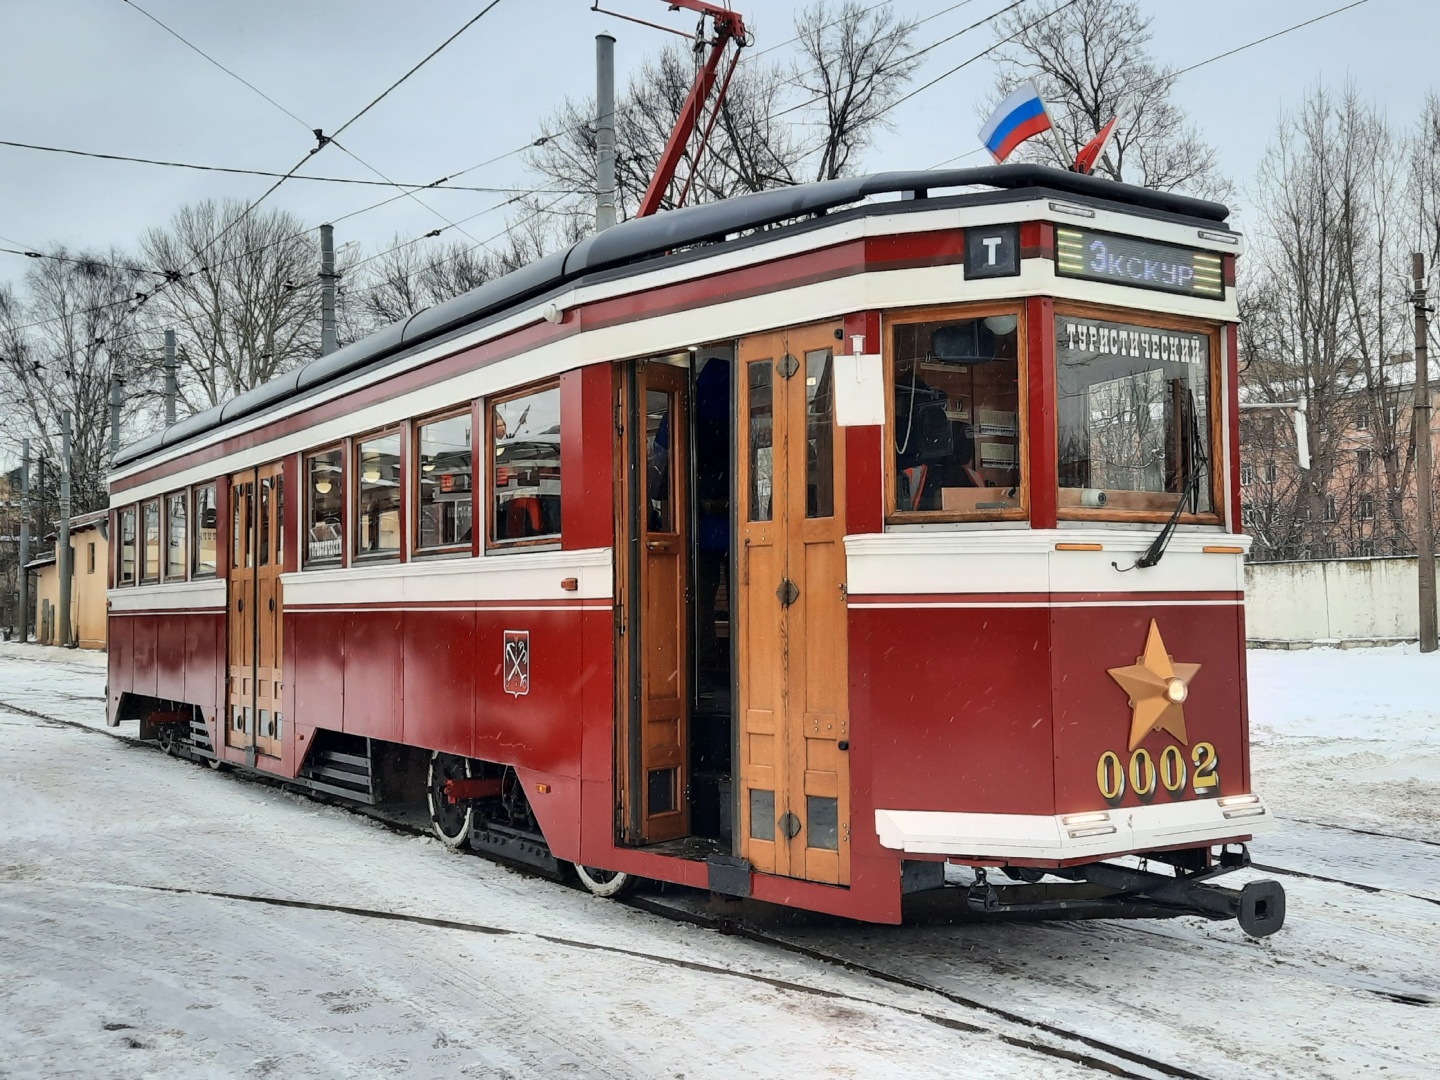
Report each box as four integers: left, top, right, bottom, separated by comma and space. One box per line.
1056, 314, 1215, 517
165, 491, 187, 580
746, 361, 774, 522
890, 313, 1023, 519
118, 507, 137, 585
416, 412, 473, 552
306, 449, 344, 566
805, 349, 835, 518
192, 483, 217, 577
141, 499, 161, 583
490, 384, 562, 546
355, 433, 401, 559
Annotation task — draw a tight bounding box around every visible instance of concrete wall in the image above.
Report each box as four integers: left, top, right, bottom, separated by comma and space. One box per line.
1245, 556, 1421, 645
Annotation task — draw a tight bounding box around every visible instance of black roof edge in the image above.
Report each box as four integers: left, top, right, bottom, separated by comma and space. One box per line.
113, 164, 1230, 472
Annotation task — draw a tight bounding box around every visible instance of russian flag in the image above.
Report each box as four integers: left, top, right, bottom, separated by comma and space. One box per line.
979, 81, 1052, 163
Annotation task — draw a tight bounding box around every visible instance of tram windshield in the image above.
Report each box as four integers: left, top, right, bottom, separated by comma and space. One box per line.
1056, 314, 1213, 516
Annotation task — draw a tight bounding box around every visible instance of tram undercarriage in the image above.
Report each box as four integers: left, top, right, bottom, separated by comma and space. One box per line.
131, 697, 1284, 937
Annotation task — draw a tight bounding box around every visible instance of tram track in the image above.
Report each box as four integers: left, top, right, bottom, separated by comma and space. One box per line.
11, 699, 1429, 1071
1, 701, 1210, 1080
73, 878, 1199, 1080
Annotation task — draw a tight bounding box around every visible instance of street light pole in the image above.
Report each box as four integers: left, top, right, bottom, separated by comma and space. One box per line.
1412, 253, 1437, 653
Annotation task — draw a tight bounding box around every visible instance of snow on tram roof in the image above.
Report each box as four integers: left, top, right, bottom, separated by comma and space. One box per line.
112, 164, 1231, 472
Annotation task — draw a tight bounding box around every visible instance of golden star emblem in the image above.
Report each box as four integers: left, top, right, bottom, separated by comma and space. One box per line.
1107, 620, 1200, 752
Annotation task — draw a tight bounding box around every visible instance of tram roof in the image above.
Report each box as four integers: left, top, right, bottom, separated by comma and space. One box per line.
113, 164, 1231, 472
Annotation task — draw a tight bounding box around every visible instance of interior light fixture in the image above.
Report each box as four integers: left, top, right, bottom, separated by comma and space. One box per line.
314, 479, 332, 495
983, 314, 1018, 336
362, 465, 380, 483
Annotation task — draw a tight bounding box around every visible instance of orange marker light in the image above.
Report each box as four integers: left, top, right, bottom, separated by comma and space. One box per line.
1055, 543, 1104, 551
536, 783, 552, 794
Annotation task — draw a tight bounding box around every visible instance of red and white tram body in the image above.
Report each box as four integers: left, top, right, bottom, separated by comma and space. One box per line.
106, 166, 1280, 931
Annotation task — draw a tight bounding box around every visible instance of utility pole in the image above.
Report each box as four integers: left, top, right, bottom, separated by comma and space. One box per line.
57, 410, 73, 649
18, 440, 30, 644
109, 374, 124, 462
596, 32, 618, 232
164, 329, 177, 427
1413, 253, 1437, 653
320, 223, 338, 356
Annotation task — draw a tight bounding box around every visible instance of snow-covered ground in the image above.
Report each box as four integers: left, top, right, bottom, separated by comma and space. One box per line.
0, 640, 1436, 1079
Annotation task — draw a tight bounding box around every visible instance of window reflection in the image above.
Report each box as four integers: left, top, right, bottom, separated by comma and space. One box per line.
166, 492, 186, 579
192, 484, 217, 577
306, 449, 343, 565
141, 500, 161, 582
355, 433, 401, 558
118, 507, 136, 585
891, 314, 1022, 516
417, 413, 473, 550
492, 387, 561, 544
1056, 316, 1212, 515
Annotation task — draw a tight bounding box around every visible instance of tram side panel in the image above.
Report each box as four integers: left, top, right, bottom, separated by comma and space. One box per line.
848, 605, 1058, 829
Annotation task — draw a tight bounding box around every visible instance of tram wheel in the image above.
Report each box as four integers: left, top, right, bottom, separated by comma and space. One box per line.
427, 752, 475, 849
156, 722, 178, 756
574, 865, 637, 898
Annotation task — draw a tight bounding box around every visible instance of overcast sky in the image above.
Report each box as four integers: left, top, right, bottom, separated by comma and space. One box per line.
0, 0, 1427, 288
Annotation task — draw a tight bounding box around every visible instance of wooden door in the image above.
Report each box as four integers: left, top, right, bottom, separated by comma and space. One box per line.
620, 361, 691, 843
226, 463, 284, 760
736, 327, 850, 885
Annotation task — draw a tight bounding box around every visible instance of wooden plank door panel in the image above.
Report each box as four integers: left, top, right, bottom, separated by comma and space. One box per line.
226, 463, 286, 760
736, 329, 850, 885
628, 362, 691, 843
226, 474, 254, 751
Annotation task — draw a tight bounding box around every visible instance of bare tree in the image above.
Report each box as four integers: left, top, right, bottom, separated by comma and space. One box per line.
529, 2, 919, 230
792, 1, 919, 181
1241, 84, 1422, 560
140, 200, 329, 412
351, 197, 587, 326
988, 0, 1231, 201
0, 250, 159, 515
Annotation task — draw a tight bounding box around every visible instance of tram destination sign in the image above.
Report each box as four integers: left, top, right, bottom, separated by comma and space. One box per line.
1055, 227, 1224, 299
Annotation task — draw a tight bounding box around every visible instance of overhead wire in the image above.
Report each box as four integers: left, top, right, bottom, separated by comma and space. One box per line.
927, 0, 1374, 168
0, 139, 563, 193
7, 0, 1370, 344
120, 0, 510, 269
0, 0, 1050, 339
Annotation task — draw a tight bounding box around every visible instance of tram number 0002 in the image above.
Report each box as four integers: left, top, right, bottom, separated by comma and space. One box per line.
1095, 743, 1218, 804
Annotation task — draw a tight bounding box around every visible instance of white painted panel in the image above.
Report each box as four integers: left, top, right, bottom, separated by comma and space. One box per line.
874, 796, 1272, 861
846, 529, 1248, 596
833, 352, 885, 427
108, 579, 226, 612
281, 547, 613, 607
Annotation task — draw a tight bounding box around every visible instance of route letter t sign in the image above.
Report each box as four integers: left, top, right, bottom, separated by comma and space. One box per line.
964, 224, 1020, 279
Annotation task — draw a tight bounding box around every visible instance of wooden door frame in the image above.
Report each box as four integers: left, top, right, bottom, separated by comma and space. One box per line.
615, 358, 693, 845
226, 461, 286, 765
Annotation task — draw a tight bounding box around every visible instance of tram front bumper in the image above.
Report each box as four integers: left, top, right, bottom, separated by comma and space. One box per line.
874, 794, 1273, 863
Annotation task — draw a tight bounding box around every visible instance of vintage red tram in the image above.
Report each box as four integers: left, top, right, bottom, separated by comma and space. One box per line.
106, 164, 1285, 935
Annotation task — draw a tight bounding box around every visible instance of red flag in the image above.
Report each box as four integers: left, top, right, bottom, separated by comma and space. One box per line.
1074, 116, 1117, 175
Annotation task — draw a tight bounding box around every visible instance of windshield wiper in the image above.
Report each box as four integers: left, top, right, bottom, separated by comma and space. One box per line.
1115, 389, 1207, 572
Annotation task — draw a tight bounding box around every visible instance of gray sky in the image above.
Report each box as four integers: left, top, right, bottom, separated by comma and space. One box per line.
0, 0, 1425, 284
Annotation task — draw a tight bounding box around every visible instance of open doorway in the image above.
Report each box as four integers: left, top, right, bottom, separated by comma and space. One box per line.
688, 346, 734, 845
617, 345, 736, 855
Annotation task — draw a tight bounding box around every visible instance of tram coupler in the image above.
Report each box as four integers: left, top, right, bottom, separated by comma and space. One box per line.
1050, 855, 1286, 938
